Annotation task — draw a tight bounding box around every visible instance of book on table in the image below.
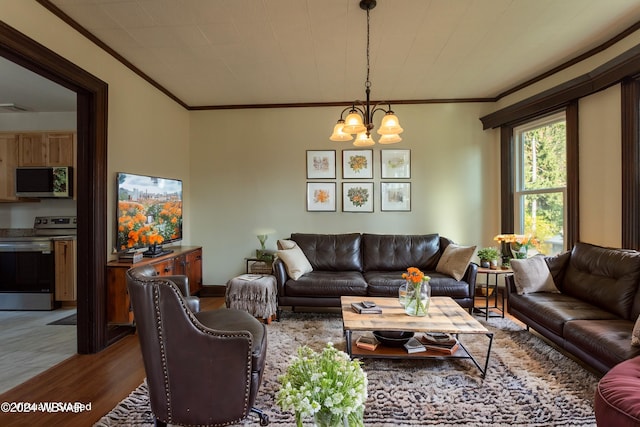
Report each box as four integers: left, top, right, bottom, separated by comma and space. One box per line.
355, 335, 380, 351
418, 333, 460, 354
403, 337, 427, 354
351, 301, 382, 314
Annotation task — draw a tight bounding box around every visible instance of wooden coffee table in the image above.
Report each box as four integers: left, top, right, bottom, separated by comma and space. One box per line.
341, 296, 494, 377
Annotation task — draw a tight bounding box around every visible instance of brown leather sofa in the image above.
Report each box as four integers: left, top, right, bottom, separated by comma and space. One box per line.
274, 233, 477, 314
506, 242, 640, 374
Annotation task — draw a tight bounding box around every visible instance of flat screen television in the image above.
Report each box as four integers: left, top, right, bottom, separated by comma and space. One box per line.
116, 172, 183, 257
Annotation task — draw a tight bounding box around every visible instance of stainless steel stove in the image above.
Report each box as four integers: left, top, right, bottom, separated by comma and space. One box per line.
0, 216, 77, 310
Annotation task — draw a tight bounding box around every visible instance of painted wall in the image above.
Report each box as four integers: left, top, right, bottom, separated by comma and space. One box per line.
1, 1, 191, 256
190, 103, 499, 284
578, 85, 622, 247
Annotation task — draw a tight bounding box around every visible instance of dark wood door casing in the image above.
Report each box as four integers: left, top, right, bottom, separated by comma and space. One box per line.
0, 21, 108, 353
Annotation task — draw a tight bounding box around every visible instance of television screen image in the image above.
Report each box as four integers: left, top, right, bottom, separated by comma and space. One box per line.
116, 172, 183, 255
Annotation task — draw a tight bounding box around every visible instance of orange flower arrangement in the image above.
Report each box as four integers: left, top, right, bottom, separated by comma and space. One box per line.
402, 267, 430, 284
494, 234, 540, 258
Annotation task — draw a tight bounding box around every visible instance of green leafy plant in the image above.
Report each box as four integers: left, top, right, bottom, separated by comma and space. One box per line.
477, 247, 500, 261
276, 343, 367, 427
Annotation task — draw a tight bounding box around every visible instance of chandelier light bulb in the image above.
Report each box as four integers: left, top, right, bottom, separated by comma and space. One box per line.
377, 112, 404, 135
378, 133, 402, 144
343, 111, 366, 134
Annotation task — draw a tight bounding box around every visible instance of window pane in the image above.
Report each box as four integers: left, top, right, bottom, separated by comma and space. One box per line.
521, 121, 566, 190
522, 192, 564, 256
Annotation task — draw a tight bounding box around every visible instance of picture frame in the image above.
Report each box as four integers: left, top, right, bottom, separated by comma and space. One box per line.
306, 150, 336, 179
342, 182, 374, 212
342, 149, 373, 179
381, 182, 411, 211
381, 149, 411, 179
306, 182, 336, 211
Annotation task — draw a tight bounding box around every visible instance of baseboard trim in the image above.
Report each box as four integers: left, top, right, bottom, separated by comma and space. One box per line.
199, 285, 226, 297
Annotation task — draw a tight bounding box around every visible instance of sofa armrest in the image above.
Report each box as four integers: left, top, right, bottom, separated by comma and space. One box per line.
273, 258, 288, 296
462, 262, 478, 297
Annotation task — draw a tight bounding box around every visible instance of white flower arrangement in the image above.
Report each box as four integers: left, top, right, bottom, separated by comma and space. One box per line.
276, 342, 367, 427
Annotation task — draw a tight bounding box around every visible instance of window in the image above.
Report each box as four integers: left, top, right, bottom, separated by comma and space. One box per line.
514, 112, 566, 256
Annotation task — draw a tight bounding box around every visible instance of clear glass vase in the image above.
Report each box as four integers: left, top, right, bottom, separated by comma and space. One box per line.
398, 282, 408, 307
404, 280, 430, 316
313, 410, 349, 427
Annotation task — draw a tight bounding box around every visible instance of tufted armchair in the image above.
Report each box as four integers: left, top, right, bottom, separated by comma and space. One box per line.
126, 265, 269, 426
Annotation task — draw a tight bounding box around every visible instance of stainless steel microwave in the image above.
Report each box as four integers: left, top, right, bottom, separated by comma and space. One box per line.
15, 166, 73, 198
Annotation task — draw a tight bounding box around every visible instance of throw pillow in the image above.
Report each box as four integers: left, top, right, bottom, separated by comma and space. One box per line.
277, 239, 297, 250
510, 256, 560, 295
435, 244, 476, 281
632, 315, 640, 347
276, 244, 313, 280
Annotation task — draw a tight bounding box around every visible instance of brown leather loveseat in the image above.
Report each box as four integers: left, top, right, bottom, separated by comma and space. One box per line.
274, 233, 477, 314
506, 241, 640, 375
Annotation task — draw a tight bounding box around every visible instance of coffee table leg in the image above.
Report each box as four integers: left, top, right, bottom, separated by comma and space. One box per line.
458, 332, 494, 378
345, 329, 352, 357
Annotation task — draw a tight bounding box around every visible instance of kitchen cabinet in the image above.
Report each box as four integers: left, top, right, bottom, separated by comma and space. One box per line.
0, 131, 76, 202
0, 134, 19, 201
106, 246, 203, 325
54, 238, 77, 301
19, 132, 75, 166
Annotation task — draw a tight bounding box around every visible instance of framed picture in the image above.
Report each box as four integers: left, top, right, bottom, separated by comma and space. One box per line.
306, 182, 336, 211
342, 149, 373, 179
381, 149, 411, 178
381, 182, 411, 211
306, 150, 336, 179
342, 182, 374, 212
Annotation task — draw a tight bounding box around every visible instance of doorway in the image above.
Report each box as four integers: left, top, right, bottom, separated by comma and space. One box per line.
0, 21, 108, 353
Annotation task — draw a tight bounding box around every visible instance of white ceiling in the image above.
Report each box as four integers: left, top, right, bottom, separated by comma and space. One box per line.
3, 0, 640, 112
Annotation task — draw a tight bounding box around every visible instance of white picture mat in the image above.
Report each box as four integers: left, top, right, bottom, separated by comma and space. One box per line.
342, 182, 374, 212
381, 149, 411, 178
306, 150, 336, 179
306, 182, 336, 211
381, 182, 411, 211
343, 149, 373, 179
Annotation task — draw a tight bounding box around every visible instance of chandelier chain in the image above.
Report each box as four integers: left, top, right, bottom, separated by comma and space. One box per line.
365, 7, 371, 89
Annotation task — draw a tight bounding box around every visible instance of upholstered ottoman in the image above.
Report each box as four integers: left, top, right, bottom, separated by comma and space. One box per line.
225, 275, 277, 324
594, 355, 640, 426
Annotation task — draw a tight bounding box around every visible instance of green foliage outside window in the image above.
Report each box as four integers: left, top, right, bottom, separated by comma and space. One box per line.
519, 119, 566, 255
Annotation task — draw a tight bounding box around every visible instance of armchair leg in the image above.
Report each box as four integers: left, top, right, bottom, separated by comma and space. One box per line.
251, 407, 270, 426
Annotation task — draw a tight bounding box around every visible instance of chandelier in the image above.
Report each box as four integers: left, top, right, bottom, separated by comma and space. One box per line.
329, 0, 403, 146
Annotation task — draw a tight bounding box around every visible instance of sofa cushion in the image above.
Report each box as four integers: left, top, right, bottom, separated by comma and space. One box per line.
633, 315, 640, 347
595, 356, 640, 427
510, 256, 559, 295
364, 271, 471, 299
564, 319, 640, 369
276, 244, 313, 280
362, 234, 440, 271
435, 243, 475, 281
291, 233, 362, 271
508, 292, 619, 337
277, 239, 297, 250
284, 271, 367, 297
563, 242, 640, 320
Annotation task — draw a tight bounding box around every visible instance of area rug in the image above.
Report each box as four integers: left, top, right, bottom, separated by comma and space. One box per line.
46, 313, 77, 325
94, 313, 598, 426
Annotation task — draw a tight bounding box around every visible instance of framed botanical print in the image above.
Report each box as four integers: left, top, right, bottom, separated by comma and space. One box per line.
306, 182, 336, 211
342, 182, 374, 212
342, 149, 373, 179
306, 150, 336, 179
381, 149, 411, 179
381, 182, 411, 211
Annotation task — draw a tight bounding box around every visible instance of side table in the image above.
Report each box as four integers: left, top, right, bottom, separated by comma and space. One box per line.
225, 274, 277, 324
474, 267, 512, 320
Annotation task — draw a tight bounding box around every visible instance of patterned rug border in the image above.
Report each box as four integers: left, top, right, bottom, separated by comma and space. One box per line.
95, 312, 599, 427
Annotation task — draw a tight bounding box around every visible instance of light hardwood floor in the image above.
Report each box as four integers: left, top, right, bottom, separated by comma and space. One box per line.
0, 294, 507, 426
